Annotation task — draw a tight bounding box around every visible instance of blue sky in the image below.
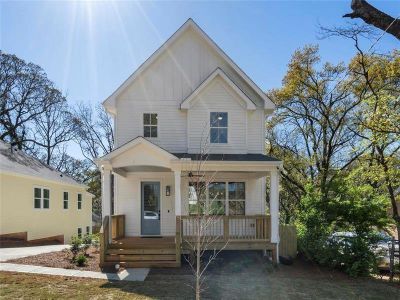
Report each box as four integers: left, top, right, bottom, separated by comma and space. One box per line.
1, 1, 398, 158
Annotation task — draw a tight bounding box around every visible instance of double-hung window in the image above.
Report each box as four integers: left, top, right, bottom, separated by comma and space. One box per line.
34, 187, 50, 209
188, 181, 245, 216
77, 194, 82, 210
210, 112, 228, 143
228, 182, 245, 216
188, 182, 206, 215
63, 192, 69, 209
143, 113, 158, 138
208, 182, 226, 215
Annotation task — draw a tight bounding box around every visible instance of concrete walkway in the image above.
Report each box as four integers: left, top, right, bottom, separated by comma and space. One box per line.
0, 245, 69, 262
0, 263, 149, 281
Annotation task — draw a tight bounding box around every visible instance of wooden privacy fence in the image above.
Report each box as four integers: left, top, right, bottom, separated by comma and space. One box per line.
279, 224, 297, 257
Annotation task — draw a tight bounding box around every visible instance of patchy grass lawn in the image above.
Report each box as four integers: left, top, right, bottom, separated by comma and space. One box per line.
1, 252, 399, 299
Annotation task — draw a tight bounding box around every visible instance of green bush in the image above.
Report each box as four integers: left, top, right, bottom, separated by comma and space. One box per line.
75, 253, 87, 267
70, 236, 82, 256
296, 177, 390, 277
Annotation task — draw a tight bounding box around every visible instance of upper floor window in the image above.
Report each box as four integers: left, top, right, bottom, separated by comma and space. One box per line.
34, 187, 50, 209
77, 193, 82, 210
63, 192, 69, 209
143, 113, 158, 138
210, 112, 227, 143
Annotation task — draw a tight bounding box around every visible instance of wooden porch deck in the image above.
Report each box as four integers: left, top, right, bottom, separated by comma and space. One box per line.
100, 215, 276, 268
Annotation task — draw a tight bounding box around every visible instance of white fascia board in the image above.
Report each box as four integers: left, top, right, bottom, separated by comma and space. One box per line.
180, 68, 256, 110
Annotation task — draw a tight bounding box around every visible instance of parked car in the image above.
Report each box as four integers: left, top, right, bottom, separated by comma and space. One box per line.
328, 231, 399, 270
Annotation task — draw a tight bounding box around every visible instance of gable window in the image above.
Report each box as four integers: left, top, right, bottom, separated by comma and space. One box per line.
143, 113, 158, 138
77, 194, 82, 210
210, 112, 228, 143
34, 187, 50, 209
63, 192, 69, 209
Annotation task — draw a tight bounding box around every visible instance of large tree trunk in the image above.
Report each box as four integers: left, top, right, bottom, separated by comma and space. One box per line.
343, 0, 400, 40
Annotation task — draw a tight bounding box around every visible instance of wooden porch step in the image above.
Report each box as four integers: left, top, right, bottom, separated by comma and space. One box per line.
107, 248, 176, 255
109, 244, 176, 250
105, 254, 176, 262
102, 260, 179, 268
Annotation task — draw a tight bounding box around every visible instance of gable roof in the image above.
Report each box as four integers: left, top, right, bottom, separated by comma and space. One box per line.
0, 141, 85, 188
96, 136, 178, 163
180, 68, 256, 110
103, 18, 275, 114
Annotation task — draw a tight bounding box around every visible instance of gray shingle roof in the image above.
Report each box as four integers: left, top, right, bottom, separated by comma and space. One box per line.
0, 141, 84, 187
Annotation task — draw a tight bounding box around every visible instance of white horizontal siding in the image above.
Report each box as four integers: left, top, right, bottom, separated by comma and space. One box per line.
188, 78, 247, 154
114, 27, 266, 154
247, 110, 265, 153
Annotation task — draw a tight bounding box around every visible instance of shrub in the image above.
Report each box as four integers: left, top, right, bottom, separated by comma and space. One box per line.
297, 178, 390, 277
70, 236, 82, 256
75, 253, 87, 267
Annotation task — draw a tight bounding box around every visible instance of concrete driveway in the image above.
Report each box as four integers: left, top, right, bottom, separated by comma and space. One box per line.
0, 245, 69, 262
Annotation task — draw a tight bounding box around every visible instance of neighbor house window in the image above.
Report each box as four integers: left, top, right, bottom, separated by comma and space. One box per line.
77, 194, 82, 210
228, 182, 245, 216
63, 192, 69, 209
86, 226, 90, 235
78, 228, 82, 238
143, 113, 158, 138
34, 187, 50, 209
210, 112, 228, 143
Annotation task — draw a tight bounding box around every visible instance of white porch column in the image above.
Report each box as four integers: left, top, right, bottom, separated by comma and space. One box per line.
174, 170, 181, 216
101, 164, 112, 243
270, 169, 280, 263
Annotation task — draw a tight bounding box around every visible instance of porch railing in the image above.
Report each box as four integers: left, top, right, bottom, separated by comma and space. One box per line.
179, 215, 270, 242
111, 214, 125, 239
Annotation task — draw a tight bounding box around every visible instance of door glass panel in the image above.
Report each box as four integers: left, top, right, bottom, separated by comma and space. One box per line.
143, 183, 159, 220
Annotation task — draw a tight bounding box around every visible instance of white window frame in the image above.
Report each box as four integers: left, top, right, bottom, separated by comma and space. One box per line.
63, 191, 69, 210
210, 112, 228, 144
77, 193, 82, 210
33, 186, 50, 210
188, 181, 246, 216
143, 113, 158, 138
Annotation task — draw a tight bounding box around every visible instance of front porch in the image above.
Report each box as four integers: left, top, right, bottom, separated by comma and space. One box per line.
96, 137, 282, 268
100, 214, 275, 268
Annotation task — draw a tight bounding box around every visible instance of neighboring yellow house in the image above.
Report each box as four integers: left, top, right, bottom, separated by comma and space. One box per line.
0, 141, 92, 244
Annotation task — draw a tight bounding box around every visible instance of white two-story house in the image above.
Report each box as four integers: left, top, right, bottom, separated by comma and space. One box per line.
96, 19, 282, 268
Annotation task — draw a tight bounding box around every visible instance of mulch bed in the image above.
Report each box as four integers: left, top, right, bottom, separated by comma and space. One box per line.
6, 246, 101, 272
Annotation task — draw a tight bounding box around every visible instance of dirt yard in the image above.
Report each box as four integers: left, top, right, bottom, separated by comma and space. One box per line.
1, 251, 399, 299
5, 246, 101, 272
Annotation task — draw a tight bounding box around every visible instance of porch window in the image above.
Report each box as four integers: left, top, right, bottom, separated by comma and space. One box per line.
208, 182, 226, 215
143, 113, 158, 138
188, 182, 206, 215
34, 187, 50, 209
210, 112, 227, 143
63, 192, 69, 209
228, 182, 245, 215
